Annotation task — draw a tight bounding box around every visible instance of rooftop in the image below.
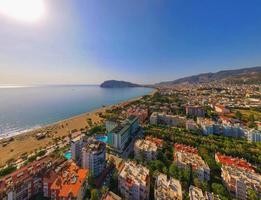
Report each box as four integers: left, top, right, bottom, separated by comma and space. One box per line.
50, 162, 88, 198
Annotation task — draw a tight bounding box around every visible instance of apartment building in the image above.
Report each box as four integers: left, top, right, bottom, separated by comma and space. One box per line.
50, 162, 88, 200
246, 129, 261, 142
185, 105, 206, 117
214, 104, 230, 114
150, 112, 186, 127
0, 156, 59, 200
174, 144, 210, 181
101, 191, 122, 200
154, 173, 182, 200
189, 186, 220, 200
127, 107, 149, 123
134, 136, 163, 161
118, 161, 150, 200
82, 139, 106, 177
186, 119, 198, 131
215, 153, 261, 200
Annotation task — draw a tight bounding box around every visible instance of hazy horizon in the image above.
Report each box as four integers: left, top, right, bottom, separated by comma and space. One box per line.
1, 0, 261, 85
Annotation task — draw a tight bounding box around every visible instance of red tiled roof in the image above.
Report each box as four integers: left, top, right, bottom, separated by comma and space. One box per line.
216, 153, 254, 171
174, 143, 198, 154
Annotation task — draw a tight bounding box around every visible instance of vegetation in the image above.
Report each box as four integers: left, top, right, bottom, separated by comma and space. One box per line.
0, 165, 16, 177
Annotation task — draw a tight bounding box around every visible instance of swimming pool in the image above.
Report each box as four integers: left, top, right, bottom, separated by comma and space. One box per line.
96, 135, 108, 143
64, 151, 72, 160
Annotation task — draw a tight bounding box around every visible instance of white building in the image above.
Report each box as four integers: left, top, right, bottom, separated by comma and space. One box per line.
154, 173, 182, 200
246, 129, 261, 142
82, 139, 106, 177
134, 136, 163, 161
150, 112, 186, 127
118, 161, 150, 200
71, 135, 84, 161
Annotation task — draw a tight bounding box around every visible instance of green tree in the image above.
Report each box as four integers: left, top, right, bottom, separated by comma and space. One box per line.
247, 188, 258, 200
235, 111, 242, 120
91, 189, 100, 200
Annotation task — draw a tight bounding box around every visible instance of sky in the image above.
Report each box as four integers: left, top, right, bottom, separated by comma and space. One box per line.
0, 0, 261, 85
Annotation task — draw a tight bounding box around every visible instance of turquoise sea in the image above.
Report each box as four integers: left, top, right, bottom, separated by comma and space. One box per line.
0, 85, 153, 139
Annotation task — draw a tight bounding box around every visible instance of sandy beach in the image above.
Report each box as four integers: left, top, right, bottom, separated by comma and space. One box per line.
0, 90, 155, 167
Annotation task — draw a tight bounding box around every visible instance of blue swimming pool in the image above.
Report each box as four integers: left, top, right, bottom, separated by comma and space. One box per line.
96, 135, 108, 143
64, 151, 72, 160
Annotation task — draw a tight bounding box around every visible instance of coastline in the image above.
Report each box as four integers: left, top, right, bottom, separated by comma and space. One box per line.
0, 89, 156, 166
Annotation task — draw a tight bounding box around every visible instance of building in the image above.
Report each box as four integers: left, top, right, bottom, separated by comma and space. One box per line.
118, 161, 150, 200
214, 104, 230, 114
82, 139, 106, 177
199, 118, 245, 138
189, 186, 204, 200
189, 186, 220, 200
186, 119, 198, 131
246, 129, 261, 142
71, 135, 84, 161
174, 144, 210, 181
150, 112, 186, 127
0, 156, 59, 200
134, 136, 163, 161
107, 115, 139, 151
101, 191, 122, 200
50, 162, 88, 200
215, 153, 261, 200
154, 173, 182, 200
185, 105, 205, 117
127, 107, 149, 123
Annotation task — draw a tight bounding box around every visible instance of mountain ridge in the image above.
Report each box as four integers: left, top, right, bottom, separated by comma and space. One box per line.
100, 80, 141, 88
157, 66, 261, 85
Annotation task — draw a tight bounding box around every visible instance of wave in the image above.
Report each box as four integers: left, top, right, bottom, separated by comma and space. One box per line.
0, 125, 42, 140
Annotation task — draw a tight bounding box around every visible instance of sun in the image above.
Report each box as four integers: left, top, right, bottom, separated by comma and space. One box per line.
0, 0, 45, 23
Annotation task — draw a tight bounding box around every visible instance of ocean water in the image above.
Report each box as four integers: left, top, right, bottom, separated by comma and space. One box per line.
0, 85, 153, 138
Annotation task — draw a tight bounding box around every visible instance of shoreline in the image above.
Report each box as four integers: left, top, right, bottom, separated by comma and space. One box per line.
0, 89, 156, 141
0, 89, 156, 166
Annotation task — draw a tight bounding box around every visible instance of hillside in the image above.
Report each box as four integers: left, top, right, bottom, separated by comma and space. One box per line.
100, 80, 141, 88
157, 66, 261, 86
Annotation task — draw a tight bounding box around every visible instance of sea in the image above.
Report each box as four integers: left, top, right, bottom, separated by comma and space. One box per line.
0, 85, 153, 139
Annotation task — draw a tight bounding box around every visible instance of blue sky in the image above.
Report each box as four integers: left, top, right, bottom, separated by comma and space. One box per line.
0, 0, 261, 84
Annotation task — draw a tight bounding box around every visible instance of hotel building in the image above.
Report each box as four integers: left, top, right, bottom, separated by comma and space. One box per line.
107, 115, 139, 151
154, 173, 182, 200
174, 144, 210, 181
118, 161, 150, 200
82, 139, 106, 177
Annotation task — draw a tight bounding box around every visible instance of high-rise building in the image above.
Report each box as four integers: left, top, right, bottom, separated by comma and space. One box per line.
107, 115, 139, 151
71, 135, 84, 161
82, 139, 106, 177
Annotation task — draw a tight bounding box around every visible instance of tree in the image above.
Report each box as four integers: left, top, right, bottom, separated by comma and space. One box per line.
91, 189, 100, 200
235, 111, 242, 120
247, 188, 258, 200
211, 183, 226, 197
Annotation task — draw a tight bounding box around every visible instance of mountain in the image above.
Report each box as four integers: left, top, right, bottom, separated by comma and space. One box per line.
157, 66, 261, 86
100, 80, 141, 88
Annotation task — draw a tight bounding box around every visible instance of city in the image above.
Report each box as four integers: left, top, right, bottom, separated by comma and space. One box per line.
0, 82, 260, 200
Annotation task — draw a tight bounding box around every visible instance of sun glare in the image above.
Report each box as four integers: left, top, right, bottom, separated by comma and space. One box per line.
0, 0, 45, 23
